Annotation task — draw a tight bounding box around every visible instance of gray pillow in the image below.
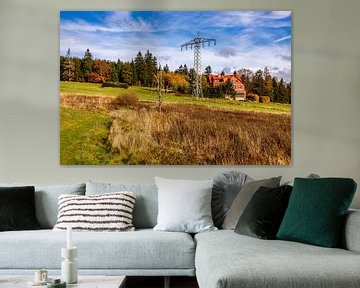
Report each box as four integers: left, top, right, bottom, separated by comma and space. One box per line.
153, 177, 217, 233
0, 183, 85, 228
86, 181, 158, 229
212, 171, 251, 228
283, 173, 320, 186
222, 177, 281, 230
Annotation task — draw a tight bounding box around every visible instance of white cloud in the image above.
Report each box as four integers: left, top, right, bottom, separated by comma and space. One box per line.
210, 11, 291, 29
105, 11, 153, 32
274, 35, 291, 43
270, 11, 292, 18
61, 12, 152, 33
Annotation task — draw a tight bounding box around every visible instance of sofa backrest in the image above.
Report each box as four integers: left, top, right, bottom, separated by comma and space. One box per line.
0, 183, 86, 228
341, 209, 360, 253
86, 181, 158, 229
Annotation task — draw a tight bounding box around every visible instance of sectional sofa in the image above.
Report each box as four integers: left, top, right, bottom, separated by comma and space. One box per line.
0, 179, 359, 288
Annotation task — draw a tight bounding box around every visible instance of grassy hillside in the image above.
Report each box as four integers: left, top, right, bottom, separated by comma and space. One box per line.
60, 81, 291, 114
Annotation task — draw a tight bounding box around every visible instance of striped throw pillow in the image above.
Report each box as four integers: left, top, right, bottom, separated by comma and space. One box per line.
53, 192, 136, 231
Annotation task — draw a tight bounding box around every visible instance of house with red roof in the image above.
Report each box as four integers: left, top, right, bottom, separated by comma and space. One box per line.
207, 74, 247, 100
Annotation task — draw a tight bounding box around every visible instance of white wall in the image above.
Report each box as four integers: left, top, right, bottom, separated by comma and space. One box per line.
0, 0, 359, 208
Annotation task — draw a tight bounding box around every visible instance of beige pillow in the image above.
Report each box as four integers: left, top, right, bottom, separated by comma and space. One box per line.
222, 177, 281, 230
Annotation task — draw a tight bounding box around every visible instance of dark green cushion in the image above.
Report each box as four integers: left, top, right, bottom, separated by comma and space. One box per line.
277, 178, 357, 247
235, 185, 292, 239
0, 186, 41, 231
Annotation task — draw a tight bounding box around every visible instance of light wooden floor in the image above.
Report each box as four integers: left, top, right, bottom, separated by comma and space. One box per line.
126, 276, 199, 288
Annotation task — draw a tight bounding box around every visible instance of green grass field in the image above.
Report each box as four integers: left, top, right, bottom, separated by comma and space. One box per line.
60, 81, 291, 114
60, 108, 124, 165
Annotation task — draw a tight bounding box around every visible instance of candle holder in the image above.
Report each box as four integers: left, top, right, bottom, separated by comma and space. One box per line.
61, 247, 78, 284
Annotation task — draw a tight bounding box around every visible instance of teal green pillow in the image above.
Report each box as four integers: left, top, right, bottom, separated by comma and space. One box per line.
277, 178, 357, 247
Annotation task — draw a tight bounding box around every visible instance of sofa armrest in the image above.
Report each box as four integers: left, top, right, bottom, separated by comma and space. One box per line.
342, 209, 360, 253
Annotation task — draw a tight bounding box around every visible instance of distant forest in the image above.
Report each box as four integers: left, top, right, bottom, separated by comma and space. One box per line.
60, 48, 291, 104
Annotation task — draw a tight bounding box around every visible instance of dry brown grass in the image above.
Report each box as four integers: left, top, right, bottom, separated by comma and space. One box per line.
61, 92, 145, 111
60, 93, 120, 110
60, 93, 291, 165
108, 103, 291, 165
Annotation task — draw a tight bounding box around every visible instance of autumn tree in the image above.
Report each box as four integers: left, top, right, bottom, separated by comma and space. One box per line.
88, 60, 111, 83
164, 72, 190, 93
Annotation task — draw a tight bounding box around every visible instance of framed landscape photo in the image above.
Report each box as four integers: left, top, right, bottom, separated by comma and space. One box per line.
60, 11, 292, 165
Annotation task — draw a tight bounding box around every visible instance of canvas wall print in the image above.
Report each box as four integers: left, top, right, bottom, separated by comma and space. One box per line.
60, 11, 292, 165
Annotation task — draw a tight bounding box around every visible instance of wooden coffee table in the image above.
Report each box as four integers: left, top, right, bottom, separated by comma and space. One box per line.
0, 275, 126, 288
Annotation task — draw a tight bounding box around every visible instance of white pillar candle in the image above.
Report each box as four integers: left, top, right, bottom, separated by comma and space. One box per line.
67, 225, 72, 249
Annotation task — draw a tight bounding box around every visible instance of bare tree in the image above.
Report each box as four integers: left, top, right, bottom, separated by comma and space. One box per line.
153, 70, 165, 112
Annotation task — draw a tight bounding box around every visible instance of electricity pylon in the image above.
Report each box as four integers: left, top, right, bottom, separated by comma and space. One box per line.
181, 33, 216, 97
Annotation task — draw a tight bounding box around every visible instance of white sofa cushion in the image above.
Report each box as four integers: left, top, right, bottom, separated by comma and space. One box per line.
153, 177, 216, 233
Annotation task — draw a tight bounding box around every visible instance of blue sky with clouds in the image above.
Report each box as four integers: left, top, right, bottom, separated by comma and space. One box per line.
60, 11, 291, 82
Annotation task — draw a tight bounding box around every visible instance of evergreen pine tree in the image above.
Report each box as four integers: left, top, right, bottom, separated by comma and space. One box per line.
82, 48, 93, 82
116, 59, 124, 83
264, 67, 274, 101
222, 80, 236, 99
73, 58, 84, 82
134, 51, 145, 86
187, 68, 196, 94
144, 50, 158, 87
183, 64, 189, 75
252, 69, 265, 95
272, 77, 279, 102
286, 82, 291, 104
131, 60, 137, 85
163, 64, 170, 73
110, 62, 119, 82
177, 64, 184, 73
278, 78, 288, 103
238, 68, 253, 93
121, 62, 133, 85
205, 65, 212, 75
